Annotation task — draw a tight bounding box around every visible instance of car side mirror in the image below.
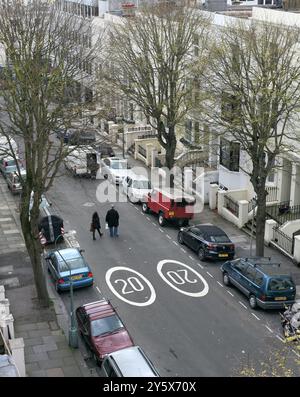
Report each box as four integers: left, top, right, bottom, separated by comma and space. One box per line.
79, 249, 85, 254
44, 254, 51, 260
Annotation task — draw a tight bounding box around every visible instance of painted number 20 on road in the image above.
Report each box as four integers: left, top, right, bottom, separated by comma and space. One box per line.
157, 260, 209, 297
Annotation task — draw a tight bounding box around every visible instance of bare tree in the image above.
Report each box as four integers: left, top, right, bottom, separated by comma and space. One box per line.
101, 2, 211, 183
0, 0, 101, 306
206, 20, 300, 256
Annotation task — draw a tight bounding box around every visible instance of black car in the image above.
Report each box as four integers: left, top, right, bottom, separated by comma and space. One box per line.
177, 224, 235, 261
96, 143, 115, 158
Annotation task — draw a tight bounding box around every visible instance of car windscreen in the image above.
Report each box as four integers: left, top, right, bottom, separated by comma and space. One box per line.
91, 315, 124, 337
58, 256, 86, 272
208, 234, 231, 243
267, 277, 294, 291
111, 162, 127, 169
132, 180, 151, 189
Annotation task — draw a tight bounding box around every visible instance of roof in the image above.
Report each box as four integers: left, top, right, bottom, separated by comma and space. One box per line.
155, 188, 195, 201
83, 300, 115, 321
129, 174, 149, 181
55, 248, 81, 261
109, 346, 158, 377
194, 224, 227, 235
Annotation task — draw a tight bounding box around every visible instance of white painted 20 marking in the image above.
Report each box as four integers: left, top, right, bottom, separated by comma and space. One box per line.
157, 259, 209, 297
106, 267, 156, 307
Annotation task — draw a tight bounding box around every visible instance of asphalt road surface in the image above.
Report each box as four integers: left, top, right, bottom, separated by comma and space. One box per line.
44, 166, 300, 377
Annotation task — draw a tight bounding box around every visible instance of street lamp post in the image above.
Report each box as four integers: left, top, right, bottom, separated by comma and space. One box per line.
54, 234, 78, 349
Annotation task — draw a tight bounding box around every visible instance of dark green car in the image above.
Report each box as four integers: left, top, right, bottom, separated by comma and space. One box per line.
221, 257, 296, 310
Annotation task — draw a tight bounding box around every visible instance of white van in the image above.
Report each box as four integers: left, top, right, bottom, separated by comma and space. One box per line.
99, 346, 159, 377
64, 146, 99, 178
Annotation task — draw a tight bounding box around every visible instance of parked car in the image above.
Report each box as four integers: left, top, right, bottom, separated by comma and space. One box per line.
64, 146, 99, 178
96, 142, 115, 158
45, 248, 93, 292
66, 128, 96, 145
76, 299, 134, 364
221, 257, 296, 309
122, 174, 152, 203
178, 224, 235, 261
142, 188, 196, 227
100, 157, 133, 184
7, 169, 26, 194
99, 346, 159, 377
0, 156, 22, 179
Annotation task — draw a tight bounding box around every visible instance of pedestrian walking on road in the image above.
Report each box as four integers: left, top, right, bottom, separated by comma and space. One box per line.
105, 205, 119, 237
91, 211, 103, 240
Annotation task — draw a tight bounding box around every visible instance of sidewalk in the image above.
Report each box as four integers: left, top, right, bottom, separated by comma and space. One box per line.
0, 179, 93, 377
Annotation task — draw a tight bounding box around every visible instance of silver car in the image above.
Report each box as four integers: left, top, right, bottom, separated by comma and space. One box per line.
7, 169, 26, 194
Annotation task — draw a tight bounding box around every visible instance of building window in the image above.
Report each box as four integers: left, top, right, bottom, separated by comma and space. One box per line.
220, 138, 240, 172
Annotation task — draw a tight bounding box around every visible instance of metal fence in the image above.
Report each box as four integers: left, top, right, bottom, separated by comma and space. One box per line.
272, 226, 294, 255
267, 202, 300, 225
224, 194, 239, 218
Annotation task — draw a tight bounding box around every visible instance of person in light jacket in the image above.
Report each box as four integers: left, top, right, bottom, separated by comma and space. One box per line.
105, 205, 119, 237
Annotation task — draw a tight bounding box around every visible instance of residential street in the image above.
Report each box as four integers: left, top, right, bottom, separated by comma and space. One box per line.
43, 157, 300, 377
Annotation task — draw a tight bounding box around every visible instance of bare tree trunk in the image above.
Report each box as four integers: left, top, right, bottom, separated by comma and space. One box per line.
20, 198, 49, 307
164, 126, 177, 188
255, 187, 267, 257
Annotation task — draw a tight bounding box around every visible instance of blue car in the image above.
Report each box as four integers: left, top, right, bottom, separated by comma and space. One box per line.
45, 248, 94, 292
221, 257, 296, 310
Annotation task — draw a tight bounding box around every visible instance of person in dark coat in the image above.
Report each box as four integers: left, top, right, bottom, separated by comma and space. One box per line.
91, 211, 103, 240
105, 205, 119, 237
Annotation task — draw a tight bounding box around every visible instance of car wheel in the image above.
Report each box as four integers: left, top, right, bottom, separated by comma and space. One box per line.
158, 212, 166, 227
223, 272, 231, 286
249, 295, 257, 309
198, 247, 206, 261
178, 232, 184, 245
142, 203, 149, 213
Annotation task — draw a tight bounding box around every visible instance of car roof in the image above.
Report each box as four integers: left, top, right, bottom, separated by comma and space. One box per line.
108, 346, 158, 377
129, 174, 149, 181
82, 300, 116, 321
193, 224, 228, 235
155, 188, 195, 201
242, 259, 292, 276
54, 248, 81, 261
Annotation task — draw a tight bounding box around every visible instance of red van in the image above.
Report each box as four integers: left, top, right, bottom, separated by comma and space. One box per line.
142, 188, 196, 227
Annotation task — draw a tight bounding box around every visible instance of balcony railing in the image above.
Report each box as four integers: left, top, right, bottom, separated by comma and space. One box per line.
224, 194, 239, 218
272, 226, 294, 255
266, 186, 279, 202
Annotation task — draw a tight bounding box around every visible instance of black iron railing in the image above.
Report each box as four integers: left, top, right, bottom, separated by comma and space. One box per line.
266, 202, 300, 225
224, 194, 239, 218
272, 226, 294, 255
